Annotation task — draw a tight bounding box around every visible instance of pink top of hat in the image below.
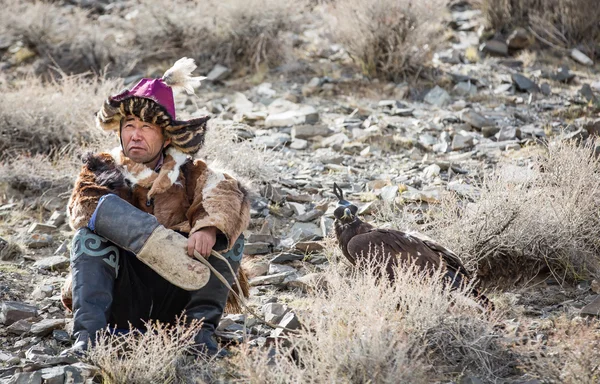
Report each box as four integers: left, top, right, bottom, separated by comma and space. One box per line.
111, 78, 176, 119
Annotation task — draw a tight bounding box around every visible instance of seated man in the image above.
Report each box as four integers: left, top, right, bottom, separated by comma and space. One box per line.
62, 58, 250, 357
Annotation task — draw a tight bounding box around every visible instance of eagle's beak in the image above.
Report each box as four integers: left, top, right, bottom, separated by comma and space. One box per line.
341, 207, 353, 220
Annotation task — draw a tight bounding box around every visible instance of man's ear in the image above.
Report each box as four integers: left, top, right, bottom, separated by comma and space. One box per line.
165, 137, 172, 147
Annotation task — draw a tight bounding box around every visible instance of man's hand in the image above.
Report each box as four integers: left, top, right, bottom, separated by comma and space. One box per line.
188, 227, 217, 258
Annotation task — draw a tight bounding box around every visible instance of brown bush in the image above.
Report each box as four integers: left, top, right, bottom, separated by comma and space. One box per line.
426, 139, 600, 286
482, 0, 600, 54
1, 0, 302, 77
230, 258, 512, 382
328, 0, 447, 81
0, 73, 120, 159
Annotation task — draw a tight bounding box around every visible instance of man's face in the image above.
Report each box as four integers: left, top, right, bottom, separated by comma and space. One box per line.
121, 116, 170, 163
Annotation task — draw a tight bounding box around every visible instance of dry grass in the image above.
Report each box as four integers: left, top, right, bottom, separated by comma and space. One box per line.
328, 0, 447, 81
87, 317, 211, 384
197, 119, 279, 183
230, 258, 512, 383
1, 0, 302, 77
482, 0, 600, 55
0, 73, 120, 159
426, 139, 600, 285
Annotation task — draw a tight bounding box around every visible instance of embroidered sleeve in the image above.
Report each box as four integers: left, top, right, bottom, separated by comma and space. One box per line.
186, 161, 250, 251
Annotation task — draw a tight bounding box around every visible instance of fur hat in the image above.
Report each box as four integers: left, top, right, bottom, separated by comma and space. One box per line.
96, 58, 208, 154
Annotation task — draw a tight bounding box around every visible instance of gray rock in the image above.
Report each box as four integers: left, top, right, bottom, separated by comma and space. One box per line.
253, 133, 291, 148
480, 40, 508, 56
418, 133, 438, 149
262, 303, 289, 324
248, 234, 278, 245
554, 66, 575, 83
31, 284, 54, 300
296, 209, 324, 222
206, 64, 231, 81
581, 295, 600, 316
294, 241, 324, 253
461, 109, 494, 129
482, 126, 501, 138
380, 185, 398, 202
265, 106, 319, 127
32, 256, 69, 271
7, 319, 32, 335
291, 125, 332, 140
451, 131, 475, 150
321, 132, 349, 150
320, 216, 334, 237
272, 311, 301, 337
23, 233, 53, 249
288, 202, 306, 216
7, 371, 42, 384
540, 83, 551, 96
249, 272, 294, 286
289, 222, 323, 242
53, 329, 71, 343
0, 302, 38, 325
244, 242, 272, 255
30, 318, 65, 336
579, 84, 597, 103
453, 81, 477, 97
290, 139, 308, 150
27, 223, 57, 234
424, 86, 451, 107
571, 48, 593, 66
40, 366, 65, 384
268, 263, 297, 275
302, 77, 322, 97
46, 211, 66, 228
512, 73, 539, 93
584, 119, 600, 136
497, 126, 518, 141
286, 273, 326, 292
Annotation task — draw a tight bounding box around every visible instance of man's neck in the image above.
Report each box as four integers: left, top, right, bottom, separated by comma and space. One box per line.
144, 151, 164, 172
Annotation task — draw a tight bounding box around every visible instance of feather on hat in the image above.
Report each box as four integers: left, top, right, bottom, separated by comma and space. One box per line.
96, 57, 209, 155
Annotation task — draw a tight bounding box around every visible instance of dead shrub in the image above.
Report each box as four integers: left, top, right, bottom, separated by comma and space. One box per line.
197, 119, 279, 183
328, 0, 447, 81
231, 255, 511, 382
87, 318, 207, 384
482, 0, 600, 54
0, 74, 120, 159
428, 139, 600, 285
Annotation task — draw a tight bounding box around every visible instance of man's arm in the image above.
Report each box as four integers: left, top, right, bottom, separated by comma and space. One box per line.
185, 160, 250, 255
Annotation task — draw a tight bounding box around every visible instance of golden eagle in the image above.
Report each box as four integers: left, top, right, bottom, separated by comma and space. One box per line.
332, 183, 492, 308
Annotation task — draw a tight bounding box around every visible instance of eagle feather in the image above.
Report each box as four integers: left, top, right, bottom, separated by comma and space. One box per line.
162, 57, 207, 95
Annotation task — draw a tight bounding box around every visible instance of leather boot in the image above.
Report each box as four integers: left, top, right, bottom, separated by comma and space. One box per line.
61, 228, 119, 357
187, 234, 244, 358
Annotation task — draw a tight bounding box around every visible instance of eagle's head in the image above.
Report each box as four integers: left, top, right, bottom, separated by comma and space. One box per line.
333, 183, 359, 223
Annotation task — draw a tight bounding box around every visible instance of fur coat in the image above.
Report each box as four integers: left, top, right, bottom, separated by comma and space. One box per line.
67, 147, 250, 251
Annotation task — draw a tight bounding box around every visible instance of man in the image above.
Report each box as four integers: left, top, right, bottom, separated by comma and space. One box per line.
61, 58, 250, 357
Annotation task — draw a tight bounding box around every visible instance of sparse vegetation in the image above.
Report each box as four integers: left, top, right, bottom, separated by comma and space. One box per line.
329, 0, 447, 81
426, 139, 600, 285
482, 0, 600, 55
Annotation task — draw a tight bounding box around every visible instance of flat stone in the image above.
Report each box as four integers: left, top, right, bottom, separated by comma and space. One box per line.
290, 139, 308, 150
27, 223, 57, 234
424, 86, 451, 107
253, 133, 291, 148
46, 211, 66, 227
265, 106, 319, 127
579, 84, 597, 103
268, 263, 297, 275
286, 273, 327, 292
320, 216, 334, 237
244, 242, 272, 255
497, 126, 518, 141
0, 301, 38, 325
540, 83, 551, 96
247, 234, 277, 245
40, 366, 65, 384
289, 222, 323, 242
380, 185, 398, 202
482, 126, 501, 138
571, 48, 593, 66
249, 272, 294, 286
7, 319, 32, 335
8, 371, 42, 384
480, 40, 508, 56
461, 109, 494, 129
33, 256, 69, 271
291, 124, 332, 140
30, 318, 65, 336
451, 131, 475, 150
512, 73, 539, 93
453, 81, 477, 97
581, 295, 600, 316
288, 202, 306, 216
53, 329, 71, 343
262, 303, 289, 324
272, 311, 301, 337
321, 132, 349, 150
554, 66, 575, 83
24, 233, 53, 249
206, 64, 231, 81
423, 164, 441, 179
296, 209, 324, 222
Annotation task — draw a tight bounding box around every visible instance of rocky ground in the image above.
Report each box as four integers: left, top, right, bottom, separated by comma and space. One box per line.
1, 1, 600, 383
